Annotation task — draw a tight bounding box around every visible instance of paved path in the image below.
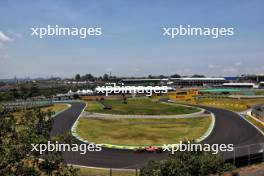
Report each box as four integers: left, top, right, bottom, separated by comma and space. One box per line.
50, 101, 264, 169
81, 110, 210, 119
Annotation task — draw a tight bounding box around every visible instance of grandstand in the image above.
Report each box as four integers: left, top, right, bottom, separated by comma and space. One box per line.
121, 77, 228, 87
222, 83, 257, 89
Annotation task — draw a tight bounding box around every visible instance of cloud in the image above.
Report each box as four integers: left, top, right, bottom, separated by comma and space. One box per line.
0, 31, 12, 46
7, 30, 22, 39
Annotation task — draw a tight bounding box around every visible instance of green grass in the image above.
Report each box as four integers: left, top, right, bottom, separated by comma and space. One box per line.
245, 115, 264, 133
12, 103, 69, 122
85, 101, 104, 111
76, 116, 211, 146
85, 99, 199, 115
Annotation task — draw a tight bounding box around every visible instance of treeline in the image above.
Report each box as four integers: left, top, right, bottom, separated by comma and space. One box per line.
0, 84, 66, 102
0, 83, 91, 102
74, 73, 206, 81
74, 73, 118, 82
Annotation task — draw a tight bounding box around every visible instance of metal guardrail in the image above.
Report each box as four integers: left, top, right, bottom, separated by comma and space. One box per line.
1, 99, 53, 112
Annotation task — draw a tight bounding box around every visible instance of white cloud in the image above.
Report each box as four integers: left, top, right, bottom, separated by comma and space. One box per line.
0, 31, 12, 46
7, 30, 22, 39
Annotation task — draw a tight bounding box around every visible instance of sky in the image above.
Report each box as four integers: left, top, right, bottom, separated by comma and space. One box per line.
0, 0, 264, 78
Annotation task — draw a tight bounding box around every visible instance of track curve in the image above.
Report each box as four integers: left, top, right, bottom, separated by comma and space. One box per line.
50, 101, 264, 169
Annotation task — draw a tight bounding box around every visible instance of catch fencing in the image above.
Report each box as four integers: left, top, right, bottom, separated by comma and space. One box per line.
224, 142, 264, 167
79, 143, 264, 176
1, 99, 53, 112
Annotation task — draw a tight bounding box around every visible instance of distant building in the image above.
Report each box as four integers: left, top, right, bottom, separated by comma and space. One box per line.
241, 74, 264, 83
0, 84, 15, 92
224, 77, 240, 82
222, 83, 257, 89
259, 82, 264, 89
170, 78, 227, 87
168, 89, 199, 101
121, 78, 168, 85
121, 77, 228, 87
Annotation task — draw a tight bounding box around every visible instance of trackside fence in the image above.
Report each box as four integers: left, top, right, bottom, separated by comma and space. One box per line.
78, 167, 140, 176
1, 99, 53, 113
224, 143, 264, 167
82, 143, 264, 176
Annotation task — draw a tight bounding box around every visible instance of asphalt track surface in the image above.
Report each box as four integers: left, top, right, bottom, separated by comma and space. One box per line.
50, 101, 264, 169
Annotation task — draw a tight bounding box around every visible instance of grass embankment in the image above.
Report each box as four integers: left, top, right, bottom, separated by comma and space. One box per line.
85, 99, 199, 115
12, 103, 69, 121
76, 116, 211, 146
41, 103, 69, 113
195, 98, 264, 112
245, 115, 264, 133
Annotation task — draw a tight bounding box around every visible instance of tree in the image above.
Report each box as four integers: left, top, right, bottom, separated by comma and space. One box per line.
82, 74, 94, 81
0, 92, 14, 102
103, 74, 109, 81
170, 74, 181, 78
191, 74, 205, 78
0, 108, 79, 176
39, 151, 63, 176
148, 75, 154, 79
140, 142, 234, 176
75, 74, 81, 82
158, 75, 166, 79
20, 84, 30, 99
73, 94, 79, 99
0, 112, 39, 175
11, 88, 19, 99
29, 84, 40, 97
0, 81, 5, 87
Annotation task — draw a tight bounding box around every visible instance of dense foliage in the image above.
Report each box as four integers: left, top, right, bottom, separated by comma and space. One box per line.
0, 108, 79, 176
140, 143, 234, 176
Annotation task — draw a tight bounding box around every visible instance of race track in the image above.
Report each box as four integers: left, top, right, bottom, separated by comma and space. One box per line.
50, 101, 264, 169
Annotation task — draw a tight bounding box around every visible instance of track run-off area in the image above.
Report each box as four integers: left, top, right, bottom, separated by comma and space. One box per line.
50, 101, 264, 169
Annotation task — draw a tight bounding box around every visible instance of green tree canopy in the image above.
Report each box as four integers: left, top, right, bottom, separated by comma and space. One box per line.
140, 142, 234, 176
0, 108, 79, 176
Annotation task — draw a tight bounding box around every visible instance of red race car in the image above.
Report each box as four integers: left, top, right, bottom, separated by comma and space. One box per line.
134, 146, 163, 153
